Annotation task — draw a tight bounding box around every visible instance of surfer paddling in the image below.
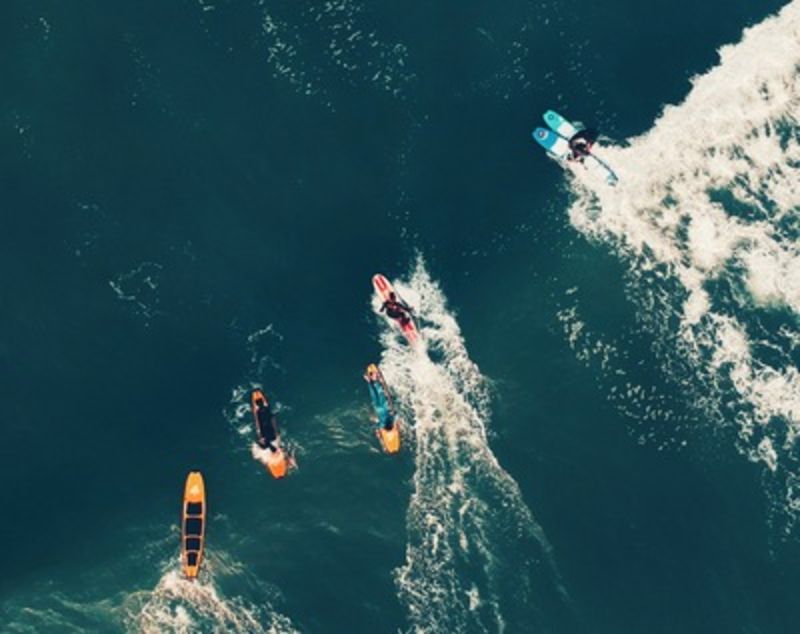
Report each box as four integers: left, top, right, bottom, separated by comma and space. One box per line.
380, 292, 414, 328
253, 392, 280, 452
250, 390, 294, 478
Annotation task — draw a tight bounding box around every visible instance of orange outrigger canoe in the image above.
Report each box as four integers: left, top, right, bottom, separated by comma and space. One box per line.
181, 471, 206, 579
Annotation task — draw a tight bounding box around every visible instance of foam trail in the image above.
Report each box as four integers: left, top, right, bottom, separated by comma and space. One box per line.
565, 2, 800, 525
379, 258, 571, 633
125, 550, 298, 634
0, 540, 297, 633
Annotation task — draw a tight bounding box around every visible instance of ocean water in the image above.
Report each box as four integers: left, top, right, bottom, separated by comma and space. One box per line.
2, 0, 800, 632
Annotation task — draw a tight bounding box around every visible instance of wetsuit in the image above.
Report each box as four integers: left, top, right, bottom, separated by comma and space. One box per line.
367, 380, 395, 431
381, 299, 412, 326
570, 138, 590, 159
568, 128, 598, 161
256, 404, 279, 451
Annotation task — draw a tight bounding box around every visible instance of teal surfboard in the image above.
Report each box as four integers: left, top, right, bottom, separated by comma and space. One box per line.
534, 110, 620, 185
543, 110, 579, 139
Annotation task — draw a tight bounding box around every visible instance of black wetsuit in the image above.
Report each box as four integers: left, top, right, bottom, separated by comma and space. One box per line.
256, 405, 278, 451
381, 300, 412, 326
569, 128, 598, 160
570, 138, 590, 158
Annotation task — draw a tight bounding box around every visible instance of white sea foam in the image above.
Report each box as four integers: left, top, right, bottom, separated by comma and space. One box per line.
380, 258, 570, 632
0, 540, 297, 633
125, 551, 297, 634
565, 2, 800, 521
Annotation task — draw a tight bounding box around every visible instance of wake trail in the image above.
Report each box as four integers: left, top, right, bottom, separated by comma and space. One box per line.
0, 535, 298, 633
565, 2, 800, 528
126, 548, 298, 634
378, 258, 573, 633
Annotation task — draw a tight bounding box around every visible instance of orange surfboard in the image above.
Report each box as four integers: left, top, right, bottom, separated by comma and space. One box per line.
181, 471, 206, 579
251, 389, 288, 479
378, 420, 402, 454
372, 274, 419, 344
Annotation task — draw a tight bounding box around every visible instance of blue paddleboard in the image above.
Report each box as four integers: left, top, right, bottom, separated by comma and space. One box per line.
532, 127, 571, 160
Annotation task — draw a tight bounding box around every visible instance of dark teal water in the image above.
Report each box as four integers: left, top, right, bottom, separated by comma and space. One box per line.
2, 1, 799, 632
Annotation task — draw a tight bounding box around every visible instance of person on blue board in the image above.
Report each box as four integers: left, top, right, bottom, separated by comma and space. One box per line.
380, 292, 413, 327
254, 395, 280, 452
364, 365, 395, 431
568, 128, 598, 161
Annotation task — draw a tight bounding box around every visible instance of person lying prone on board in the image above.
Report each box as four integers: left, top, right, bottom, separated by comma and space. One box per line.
380, 292, 414, 327
254, 396, 280, 452
363, 371, 396, 432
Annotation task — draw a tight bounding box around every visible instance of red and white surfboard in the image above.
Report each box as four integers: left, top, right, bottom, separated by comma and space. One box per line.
372, 274, 419, 344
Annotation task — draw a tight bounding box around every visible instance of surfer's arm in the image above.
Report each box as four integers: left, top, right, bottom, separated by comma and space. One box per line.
253, 410, 263, 443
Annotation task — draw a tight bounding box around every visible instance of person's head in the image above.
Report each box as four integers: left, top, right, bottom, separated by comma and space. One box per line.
389, 292, 396, 301
255, 396, 268, 408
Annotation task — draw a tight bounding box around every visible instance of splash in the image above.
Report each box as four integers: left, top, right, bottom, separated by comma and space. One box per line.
125, 552, 297, 634
0, 537, 297, 633
379, 258, 572, 632
566, 2, 800, 527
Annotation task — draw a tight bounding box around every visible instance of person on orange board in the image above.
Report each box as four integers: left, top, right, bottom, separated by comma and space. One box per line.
253, 394, 280, 453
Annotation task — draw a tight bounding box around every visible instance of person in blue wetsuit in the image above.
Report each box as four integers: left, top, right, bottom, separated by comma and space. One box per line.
364, 369, 395, 431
